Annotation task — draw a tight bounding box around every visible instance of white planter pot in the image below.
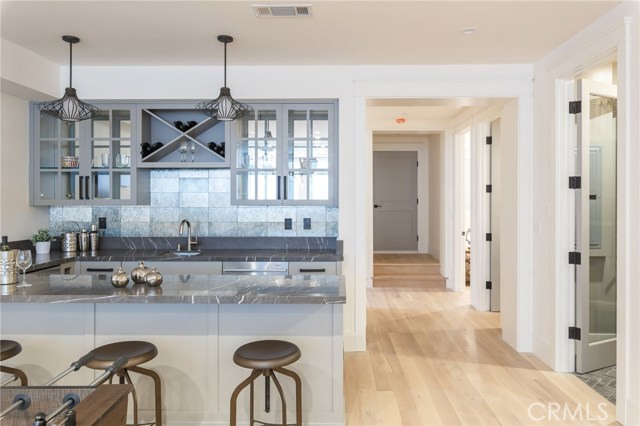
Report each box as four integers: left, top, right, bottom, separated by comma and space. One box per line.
35, 241, 51, 254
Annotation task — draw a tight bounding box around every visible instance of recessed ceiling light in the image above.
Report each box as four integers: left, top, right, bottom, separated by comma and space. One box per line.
461, 27, 477, 36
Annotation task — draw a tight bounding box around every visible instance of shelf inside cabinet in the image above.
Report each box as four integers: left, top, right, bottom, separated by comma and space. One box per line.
139, 108, 227, 167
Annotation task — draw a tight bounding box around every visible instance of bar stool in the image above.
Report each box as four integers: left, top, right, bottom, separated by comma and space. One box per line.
86, 341, 161, 426
0, 340, 28, 386
230, 340, 302, 426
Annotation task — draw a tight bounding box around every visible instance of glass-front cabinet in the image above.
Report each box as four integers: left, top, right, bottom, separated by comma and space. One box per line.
30, 104, 141, 205
231, 101, 337, 206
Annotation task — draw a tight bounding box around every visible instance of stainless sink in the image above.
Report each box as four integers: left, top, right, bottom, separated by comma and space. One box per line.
170, 250, 202, 257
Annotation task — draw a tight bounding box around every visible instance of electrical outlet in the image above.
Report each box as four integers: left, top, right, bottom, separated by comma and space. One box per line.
284, 218, 292, 230
303, 218, 311, 230
98, 217, 107, 229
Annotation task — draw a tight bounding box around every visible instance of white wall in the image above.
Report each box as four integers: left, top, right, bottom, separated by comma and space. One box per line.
531, 2, 639, 424
0, 92, 49, 239
427, 134, 441, 260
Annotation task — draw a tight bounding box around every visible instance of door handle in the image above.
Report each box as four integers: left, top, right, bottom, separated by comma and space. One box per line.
79, 175, 84, 200
277, 176, 281, 200
374, 204, 382, 208
85, 176, 90, 199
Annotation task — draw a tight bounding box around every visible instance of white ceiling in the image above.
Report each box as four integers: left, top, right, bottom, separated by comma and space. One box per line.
0, 0, 622, 67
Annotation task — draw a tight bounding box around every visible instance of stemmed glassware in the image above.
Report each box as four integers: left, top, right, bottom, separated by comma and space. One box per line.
16, 250, 32, 288
179, 141, 188, 162
189, 141, 196, 162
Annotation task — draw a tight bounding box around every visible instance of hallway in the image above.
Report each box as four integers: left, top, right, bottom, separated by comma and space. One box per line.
344, 285, 617, 425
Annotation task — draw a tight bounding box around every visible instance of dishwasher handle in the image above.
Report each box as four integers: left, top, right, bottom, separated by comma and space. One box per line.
223, 268, 288, 273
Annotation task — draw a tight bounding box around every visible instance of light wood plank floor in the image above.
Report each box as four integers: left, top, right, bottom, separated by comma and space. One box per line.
344, 286, 618, 425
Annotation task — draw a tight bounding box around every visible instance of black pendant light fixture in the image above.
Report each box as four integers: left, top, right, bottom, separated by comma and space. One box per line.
38, 35, 100, 122
197, 35, 254, 121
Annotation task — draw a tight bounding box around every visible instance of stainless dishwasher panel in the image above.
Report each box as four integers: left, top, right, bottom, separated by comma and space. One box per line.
222, 261, 288, 275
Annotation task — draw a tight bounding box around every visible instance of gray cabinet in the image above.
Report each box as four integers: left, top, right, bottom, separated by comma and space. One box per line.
230, 101, 338, 206
78, 260, 121, 275
30, 103, 148, 205
137, 103, 230, 168
122, 261, 222, 275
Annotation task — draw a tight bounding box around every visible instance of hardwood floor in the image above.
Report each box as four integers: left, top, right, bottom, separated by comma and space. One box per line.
373, 254, 446, 288
344, 285, 618, 425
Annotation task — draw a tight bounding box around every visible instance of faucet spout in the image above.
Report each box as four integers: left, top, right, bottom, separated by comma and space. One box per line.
178, 219, 196, 251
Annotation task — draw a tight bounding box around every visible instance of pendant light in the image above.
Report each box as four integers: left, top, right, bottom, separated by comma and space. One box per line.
197, 35, 254, 121
38, 35, 100, 122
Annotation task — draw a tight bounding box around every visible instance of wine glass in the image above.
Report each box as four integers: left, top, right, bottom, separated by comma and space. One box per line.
189, 141, 196, 162
16, 250, 32, 288
179, 141, 188, 162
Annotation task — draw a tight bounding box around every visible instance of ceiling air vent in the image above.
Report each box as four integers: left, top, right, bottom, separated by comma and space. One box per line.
253, 4, 312, 17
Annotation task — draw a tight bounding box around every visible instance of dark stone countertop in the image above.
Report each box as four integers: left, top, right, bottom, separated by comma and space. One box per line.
0, 273, 345, 305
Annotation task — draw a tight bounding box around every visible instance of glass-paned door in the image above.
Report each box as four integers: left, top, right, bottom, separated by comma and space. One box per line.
234, 107, 281, 203
575, 79, 617, 373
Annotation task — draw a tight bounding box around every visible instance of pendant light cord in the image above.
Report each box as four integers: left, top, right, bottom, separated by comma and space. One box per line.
223, 40, 227, 87
68, 40, 73, 87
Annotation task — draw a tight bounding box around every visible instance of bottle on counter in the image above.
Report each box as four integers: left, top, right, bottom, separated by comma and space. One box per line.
1, 236, 9, 251
79, 229, 90, 252
89, 224, 100, 251
0, 235, 17, 284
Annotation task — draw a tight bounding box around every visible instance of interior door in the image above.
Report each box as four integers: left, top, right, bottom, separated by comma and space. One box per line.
373, 151, 418, 251
575, 79, 617, 373
489, 119, 501, 312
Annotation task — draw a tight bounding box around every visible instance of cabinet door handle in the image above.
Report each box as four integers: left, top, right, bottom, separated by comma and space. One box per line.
299, 268, 326, 273
283, 176, 288, 200
78, 175, 84, 200
86, 268, 114, 272
277, 176, 281, 200
85, 176, 90, 199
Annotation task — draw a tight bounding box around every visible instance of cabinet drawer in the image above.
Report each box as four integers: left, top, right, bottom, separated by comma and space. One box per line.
122, 261, 222, 275
288, 262, 336, 275
79, 261, 121, 276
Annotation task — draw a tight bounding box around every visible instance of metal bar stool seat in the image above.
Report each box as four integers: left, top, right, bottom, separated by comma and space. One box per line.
0, 340, 28, 386
85, 341, 161, 426
230, 340, 302, 426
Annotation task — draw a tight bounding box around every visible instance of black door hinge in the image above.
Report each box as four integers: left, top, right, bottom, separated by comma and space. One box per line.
417, 198, 419, 204
486, 136, 493, 145
569, 176, 582, 189
486, 233, 492, 242
569, 326, 582, 340
417, 235, 419, 242
486, 281, 492, 290
568, 251, 582, 265
417, 161, 419, 167
569, 101, 582, 114
486, 184, 493, 193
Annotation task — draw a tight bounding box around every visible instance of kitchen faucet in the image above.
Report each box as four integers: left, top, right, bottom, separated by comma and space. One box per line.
178, 219, 198, 251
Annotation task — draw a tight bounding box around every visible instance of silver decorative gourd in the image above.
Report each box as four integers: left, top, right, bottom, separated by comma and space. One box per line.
131, 261, 151, 284
144, 267, 163, 287
110, 267, 129, 288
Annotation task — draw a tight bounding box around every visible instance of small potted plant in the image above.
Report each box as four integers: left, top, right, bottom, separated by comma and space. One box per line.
31, 228, 53, 254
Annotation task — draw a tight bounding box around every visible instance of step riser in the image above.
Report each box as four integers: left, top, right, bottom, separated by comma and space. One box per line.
374, 264, 441, 276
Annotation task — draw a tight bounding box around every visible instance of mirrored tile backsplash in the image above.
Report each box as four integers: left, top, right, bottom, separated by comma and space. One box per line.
49, 169, 338, 238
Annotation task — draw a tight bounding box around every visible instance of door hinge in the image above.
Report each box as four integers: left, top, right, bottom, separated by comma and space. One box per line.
568, 251, 582, 265
568, 326, 582, 340
417, 198, 419, 204
569, 176, 582, 189
486, 233, 492, 242
485, 281, 492, 290
486, 184, 493, 193
569, 101, 582, 114
486, 136, 493, 145
417, 161, 419, 167
417, 235, 419, 242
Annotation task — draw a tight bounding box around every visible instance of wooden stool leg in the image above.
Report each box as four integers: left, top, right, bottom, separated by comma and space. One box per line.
275, 367, 302, 426
0, 366, 28, 386
230, 369, 261, 426
130, 365, 162, 426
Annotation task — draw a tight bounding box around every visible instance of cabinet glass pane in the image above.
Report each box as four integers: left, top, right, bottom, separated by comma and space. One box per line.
92, 172, 111, 199
236, 141, 254, 169
39, 172, 57, 200
257, 141, 277, 169
288, 140, 309, 170
114, 143, 132, 169
60, 121, 79, 139
112, 110, 131, 139
92, 111, 110, 139
288, 110, 308, 138
310, 139, 329, 169
310, 110, 329, 139
61, 172, 80, 200
40, 113, 58, 138
92, 141, 111, 168
287, 172, 308, 201
112, 172, 131, 200
309, 171, 329, 200
236, 171, 277, 201
40, 141, 58, 169
257, 110, 277, 139
60, 141, 80, 169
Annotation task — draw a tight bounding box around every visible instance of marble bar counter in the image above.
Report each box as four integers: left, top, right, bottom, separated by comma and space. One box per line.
1, 272, 345, 425
0, 273, 345, 304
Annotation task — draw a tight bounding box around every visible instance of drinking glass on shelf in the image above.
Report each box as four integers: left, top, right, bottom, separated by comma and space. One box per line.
179, 141, 188, 162
16, 250, 32, 288
189, 141, 196, 162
